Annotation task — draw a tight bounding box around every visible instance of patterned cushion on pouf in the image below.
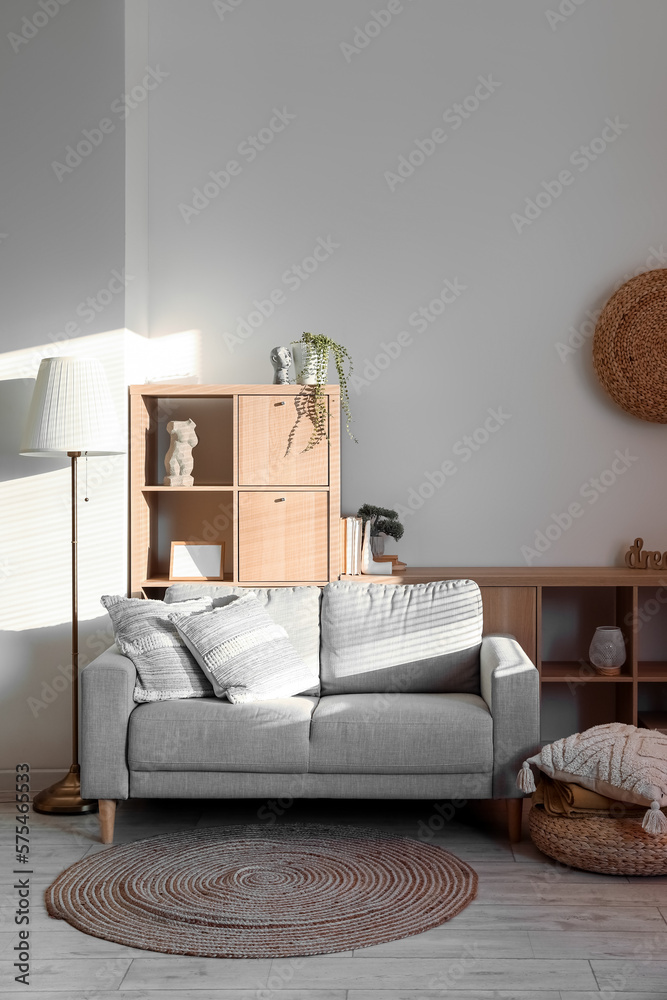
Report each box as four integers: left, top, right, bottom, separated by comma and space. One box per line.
518, 722, 667, 834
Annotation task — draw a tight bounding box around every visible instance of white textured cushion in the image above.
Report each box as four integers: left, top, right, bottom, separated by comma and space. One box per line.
100, 595, 214, 703
164, 584, 321, 695
524, 722, 667, 809
168, 592, 319, 704
320, 580, 483, 695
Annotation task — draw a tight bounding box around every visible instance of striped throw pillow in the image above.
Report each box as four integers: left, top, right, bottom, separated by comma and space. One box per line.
101, 595, 214, 702
169, 592, 318, 704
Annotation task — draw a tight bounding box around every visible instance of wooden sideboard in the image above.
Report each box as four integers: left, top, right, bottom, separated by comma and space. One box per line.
342, 567, 667, 740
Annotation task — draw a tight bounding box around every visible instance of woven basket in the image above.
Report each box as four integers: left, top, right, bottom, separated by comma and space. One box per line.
593, 268, 667, 422
529, 805, 667, 876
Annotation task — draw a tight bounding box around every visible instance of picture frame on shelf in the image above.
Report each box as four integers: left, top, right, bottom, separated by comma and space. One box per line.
169, 542, 224, 581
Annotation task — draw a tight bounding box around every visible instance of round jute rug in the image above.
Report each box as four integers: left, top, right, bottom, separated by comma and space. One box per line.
45, 823, 477, 958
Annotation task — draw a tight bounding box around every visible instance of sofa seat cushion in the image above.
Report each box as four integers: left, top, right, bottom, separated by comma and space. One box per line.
128, 696, 318, 773
320, 580, 483, 695
308, 693, 493, 775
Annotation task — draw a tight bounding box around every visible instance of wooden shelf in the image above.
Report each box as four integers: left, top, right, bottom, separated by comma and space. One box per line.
142, 576, 232, 588
130, 384, 341, 594
541, 661, 633, 682
637, 662, 667, 681
141, 485, 233, 492
638, 711, 667, 733
344, 567, 667, 586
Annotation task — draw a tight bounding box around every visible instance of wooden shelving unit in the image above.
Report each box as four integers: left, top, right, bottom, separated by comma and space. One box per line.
129, 384, 340, 596
340, 566, 667, 738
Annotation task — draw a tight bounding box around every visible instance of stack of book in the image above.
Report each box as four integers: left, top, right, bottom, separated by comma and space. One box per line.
340, 516, 363, 576
339, 518, 407, 576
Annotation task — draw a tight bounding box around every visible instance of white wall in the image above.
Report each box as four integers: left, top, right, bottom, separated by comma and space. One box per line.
2, 0, 667, 784
147, 0, 667, 568
0, 0, 128, 790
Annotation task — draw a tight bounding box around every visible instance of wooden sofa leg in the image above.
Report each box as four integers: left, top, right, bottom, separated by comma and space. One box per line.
99, 800, 116, 844
507, 798, 522, 843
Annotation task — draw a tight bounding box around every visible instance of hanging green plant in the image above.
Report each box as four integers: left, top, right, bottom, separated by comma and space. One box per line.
291, 332, 357, 451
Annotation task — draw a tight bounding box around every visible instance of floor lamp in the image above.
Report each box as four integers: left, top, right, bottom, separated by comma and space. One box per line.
21, 356, 124, 814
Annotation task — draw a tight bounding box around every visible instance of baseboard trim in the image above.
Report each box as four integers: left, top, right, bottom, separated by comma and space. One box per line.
0, 769, 67, 801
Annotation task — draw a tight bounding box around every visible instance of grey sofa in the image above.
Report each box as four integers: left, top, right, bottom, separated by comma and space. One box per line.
81, 579, 540, 843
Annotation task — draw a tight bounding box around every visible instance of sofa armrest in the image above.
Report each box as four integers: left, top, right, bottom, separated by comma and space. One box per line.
480, 634, 540, 798
80, 644, 136, 801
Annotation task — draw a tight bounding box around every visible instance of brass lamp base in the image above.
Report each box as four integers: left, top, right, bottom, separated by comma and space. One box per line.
32, 765, 98, 815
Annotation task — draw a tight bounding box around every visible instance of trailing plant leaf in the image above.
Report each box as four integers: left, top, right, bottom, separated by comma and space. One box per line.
284, 390, 324, 456
293, 332, 357, 451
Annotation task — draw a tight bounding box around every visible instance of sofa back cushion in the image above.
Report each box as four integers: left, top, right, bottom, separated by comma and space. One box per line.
320, 580, 483, 695
165, 584, 321, 693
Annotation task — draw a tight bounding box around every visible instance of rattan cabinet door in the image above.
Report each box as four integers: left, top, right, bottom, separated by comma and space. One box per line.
238, 395, 329, 486
238, 491, 329, 582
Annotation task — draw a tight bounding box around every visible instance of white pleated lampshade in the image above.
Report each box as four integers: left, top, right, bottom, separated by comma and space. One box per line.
21, 356, 125, 457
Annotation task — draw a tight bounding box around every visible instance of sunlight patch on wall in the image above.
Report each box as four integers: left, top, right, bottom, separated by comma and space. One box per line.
0, 328, 202, 631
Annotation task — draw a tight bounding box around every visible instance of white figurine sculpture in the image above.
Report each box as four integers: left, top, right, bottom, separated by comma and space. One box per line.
271, 346, 292, 384
163, 418, 198, 486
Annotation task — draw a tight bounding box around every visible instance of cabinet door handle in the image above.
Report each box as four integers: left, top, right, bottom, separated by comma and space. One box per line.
275, 401, 286, 406
275, 497, 286, 502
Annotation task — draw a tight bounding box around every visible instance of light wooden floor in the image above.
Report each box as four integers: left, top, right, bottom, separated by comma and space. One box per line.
1, 796, 666, 997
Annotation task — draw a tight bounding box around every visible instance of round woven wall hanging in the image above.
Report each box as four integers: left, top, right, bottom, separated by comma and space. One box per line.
593, 268, 667, 422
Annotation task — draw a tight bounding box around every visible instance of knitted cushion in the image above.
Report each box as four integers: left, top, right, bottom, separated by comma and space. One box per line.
518, 722, 667, 834
101, 595, 214, 702
168, 592, 319, 704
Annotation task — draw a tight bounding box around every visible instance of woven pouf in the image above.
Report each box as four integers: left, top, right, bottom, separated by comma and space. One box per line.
529, 805, 667, 876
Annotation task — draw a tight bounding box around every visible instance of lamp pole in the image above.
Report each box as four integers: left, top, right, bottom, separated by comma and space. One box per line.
33, 452, 96, 814
21, 356, 124, 815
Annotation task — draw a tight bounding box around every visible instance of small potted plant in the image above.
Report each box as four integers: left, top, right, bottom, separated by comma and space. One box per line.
290, 332, 356, 450
357, 504, 404, 557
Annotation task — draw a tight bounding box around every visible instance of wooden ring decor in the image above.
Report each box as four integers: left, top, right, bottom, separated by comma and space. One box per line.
593, 269, 667, 422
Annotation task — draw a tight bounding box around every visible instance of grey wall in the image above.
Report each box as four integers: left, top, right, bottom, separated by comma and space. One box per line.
147, 0, 667, 568
0, 0, 127, 789
2, 0, 667, 783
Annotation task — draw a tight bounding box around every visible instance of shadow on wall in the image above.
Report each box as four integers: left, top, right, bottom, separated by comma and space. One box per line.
0, 615, 115, 777
0, 327, 203, 631
0, 345, 128, 632
0, 379, 66, 481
